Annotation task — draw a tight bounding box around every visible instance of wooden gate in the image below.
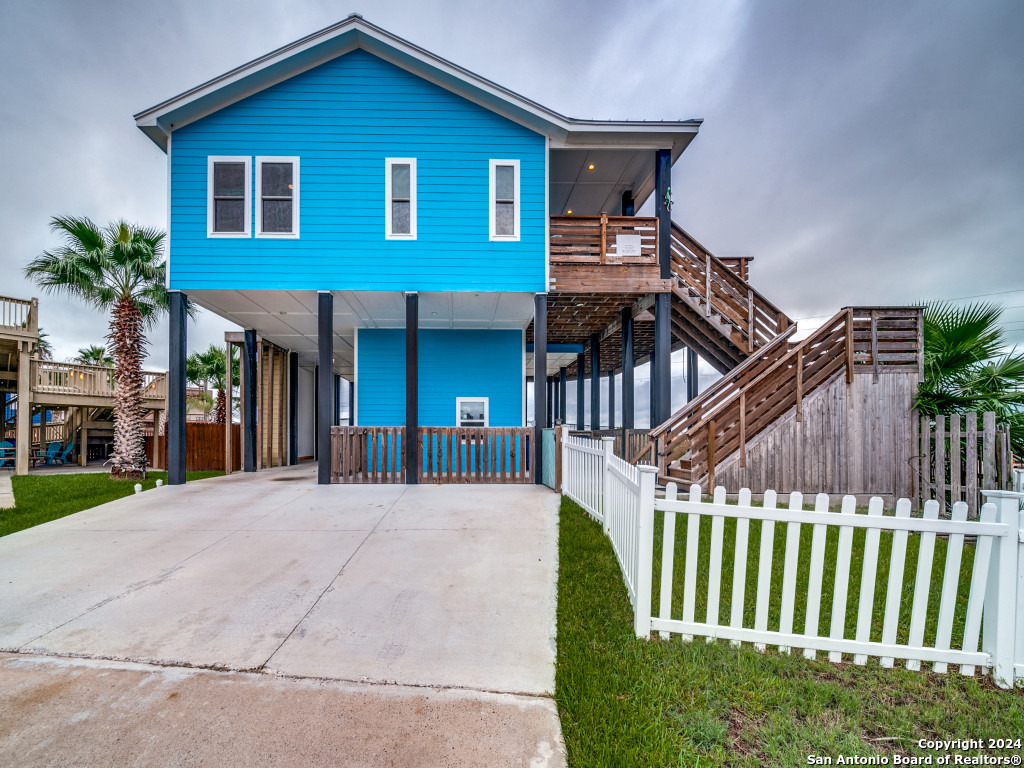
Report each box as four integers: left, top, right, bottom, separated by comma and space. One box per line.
330, 426, 405, 483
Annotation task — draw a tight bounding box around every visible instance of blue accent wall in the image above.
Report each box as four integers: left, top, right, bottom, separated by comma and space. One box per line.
357, 329, 523, 426
169, 49, 546, 292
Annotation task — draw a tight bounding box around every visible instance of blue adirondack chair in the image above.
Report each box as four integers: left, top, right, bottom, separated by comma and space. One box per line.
56, 441, 75, 465
34, 441, 61, 466
0, 441, 13, 469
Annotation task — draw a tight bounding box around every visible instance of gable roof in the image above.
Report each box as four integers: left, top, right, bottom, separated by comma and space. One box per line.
134, 15, 701, 156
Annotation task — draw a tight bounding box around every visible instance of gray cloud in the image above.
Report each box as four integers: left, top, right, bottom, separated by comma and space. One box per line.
1, 0, 1022, 372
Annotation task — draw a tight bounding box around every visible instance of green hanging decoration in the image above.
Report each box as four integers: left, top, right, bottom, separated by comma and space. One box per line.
664, 186, 673, 211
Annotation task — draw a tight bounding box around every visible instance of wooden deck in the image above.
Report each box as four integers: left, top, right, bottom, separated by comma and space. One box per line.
548, 215, 670, 294
30, 360, 167, 408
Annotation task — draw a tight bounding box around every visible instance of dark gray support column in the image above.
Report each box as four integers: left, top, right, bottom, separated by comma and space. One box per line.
333, 375, 340, 427
687, 348, 699, 402
167, 290, 187, 485
608, 370, 616, 431
533, 294, 547, 484
558, 367, 567, 424
649, 343, 657, 427
621, 308, 635, 433
653, 147, 673, 426
317, 292, 333, 485
288, 351, 298, 465
349, 379, 355, 425
576, 353, 585, 429
406, 293, 418, 484
312, 364, 318, 461
621, 189, 635, 217
244, 330, 257, 471
589, 333, 601, 431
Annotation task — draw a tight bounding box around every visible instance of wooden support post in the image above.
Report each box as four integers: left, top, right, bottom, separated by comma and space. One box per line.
589, 332, 600, 431
167, 290, 187, 485
845, 309, 854, 385
15, 341, 30, 475
739, 392, 746, 468
533, 294, 547, 484
288, 351, 298, 466
621, 307, 634, 448
599, 213, 608, 265
267, 347, 276, 466
747, 289, 756, 351
982, 411, 997, 491
707, 419, 717, 491
317, 292, 333, 485
152, 410, 161, 470
406, 292, 419, 484
243, 332, 257, 472
795, 347, 804, 423
225, 340, 233, 474
870, 309, 879, 382
705, 256, 712, 316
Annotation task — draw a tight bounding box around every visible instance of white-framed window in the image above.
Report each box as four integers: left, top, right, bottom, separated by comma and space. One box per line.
385, 158, 417, 239
456, 397, 489, 428
489, 159, 520, 241
255, 157, 300, 237
207, 156, 251, 237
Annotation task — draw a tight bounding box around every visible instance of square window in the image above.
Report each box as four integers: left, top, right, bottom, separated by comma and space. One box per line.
208, 157, 250, 237
256, 157, 299, 237
456, 397, 489, 427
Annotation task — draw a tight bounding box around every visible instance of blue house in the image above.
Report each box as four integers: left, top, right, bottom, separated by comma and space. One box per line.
137, 15, 788, 486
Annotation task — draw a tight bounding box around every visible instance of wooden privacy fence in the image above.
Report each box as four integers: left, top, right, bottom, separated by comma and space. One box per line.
563, 433, 1024, 689
148, 423, 240, 472
417, 426, 531, 484
330, 426, 406, 483
919, 412, 1014, 517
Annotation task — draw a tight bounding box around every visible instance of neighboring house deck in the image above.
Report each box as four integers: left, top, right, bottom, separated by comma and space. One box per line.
1, 294, 168, 473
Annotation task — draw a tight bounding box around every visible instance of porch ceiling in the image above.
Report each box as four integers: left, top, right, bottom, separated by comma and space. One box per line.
189, 290, 535, 377
549, 148, 657, 217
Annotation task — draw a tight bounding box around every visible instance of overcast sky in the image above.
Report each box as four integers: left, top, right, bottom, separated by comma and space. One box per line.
2, 0, 1022, 386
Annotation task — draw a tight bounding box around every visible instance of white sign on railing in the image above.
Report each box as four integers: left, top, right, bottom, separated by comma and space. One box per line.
562, 437, 1024, 689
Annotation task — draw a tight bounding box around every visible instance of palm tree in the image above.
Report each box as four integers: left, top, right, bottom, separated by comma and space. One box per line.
186, 345, 237, 424
75, 344, 114, 367
34, 329, 54, 360
25, 216, 173, 480
915, 301, 1024, 455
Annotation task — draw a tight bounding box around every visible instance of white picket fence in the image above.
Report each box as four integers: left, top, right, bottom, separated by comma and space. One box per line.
562, 435, 1024, 688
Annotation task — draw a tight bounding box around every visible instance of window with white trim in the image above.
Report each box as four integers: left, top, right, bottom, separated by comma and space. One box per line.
256, 157, 299, 237
489, 159, 519, 241
385, 158, 417, 239
207, 156, 251, 237
456, 397, 489, 427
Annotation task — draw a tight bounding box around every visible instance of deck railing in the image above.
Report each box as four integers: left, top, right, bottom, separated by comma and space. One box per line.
0, 295, 38, 338
30, 360, 168, 402
549, 215, 658, 265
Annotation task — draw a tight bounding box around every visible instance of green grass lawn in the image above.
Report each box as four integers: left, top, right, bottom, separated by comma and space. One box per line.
1, 471, 223, 538
555, 496, 1024, 767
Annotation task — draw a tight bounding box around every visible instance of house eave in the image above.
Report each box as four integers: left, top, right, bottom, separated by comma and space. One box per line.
134, 15, 702, 154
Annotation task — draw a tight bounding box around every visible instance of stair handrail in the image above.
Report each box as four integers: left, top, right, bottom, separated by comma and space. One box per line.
650, 322, 798, 441
670, 223, 791, 350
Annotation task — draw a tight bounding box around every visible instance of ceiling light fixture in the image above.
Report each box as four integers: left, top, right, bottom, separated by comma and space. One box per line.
566, 209, 572, 215
587, 164, 595, 170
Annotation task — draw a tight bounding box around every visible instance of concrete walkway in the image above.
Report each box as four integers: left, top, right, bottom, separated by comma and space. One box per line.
0, 472, 13, 509
0, 466, 564, 766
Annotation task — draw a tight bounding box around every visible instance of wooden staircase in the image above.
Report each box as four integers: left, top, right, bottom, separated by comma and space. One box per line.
634, 221, 924, 490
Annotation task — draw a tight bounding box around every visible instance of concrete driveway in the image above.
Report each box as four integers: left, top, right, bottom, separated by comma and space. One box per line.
0, 466, 564, 767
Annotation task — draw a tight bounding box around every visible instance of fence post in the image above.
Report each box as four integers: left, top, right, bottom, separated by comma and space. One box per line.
601, 436, 615, 534
635, 464, 658, 639
981, 489, 1024, 689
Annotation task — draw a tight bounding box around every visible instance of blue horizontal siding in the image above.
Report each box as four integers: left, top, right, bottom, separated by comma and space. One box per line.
169, 49, 545, 293
357, 329, 523, 426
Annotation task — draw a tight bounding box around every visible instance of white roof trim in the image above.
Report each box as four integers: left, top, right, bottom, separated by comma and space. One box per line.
134, 15, 702, 155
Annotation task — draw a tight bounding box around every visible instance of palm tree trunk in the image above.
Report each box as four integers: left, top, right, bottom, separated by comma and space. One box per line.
109, 296, 147, 480
215, 388, 226, 424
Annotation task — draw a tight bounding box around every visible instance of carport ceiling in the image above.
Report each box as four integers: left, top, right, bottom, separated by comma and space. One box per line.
189, 290, 535, 377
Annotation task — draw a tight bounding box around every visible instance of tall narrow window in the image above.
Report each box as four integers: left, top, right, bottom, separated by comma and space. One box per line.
256, 157, 299, 237
489, 159, 520, 241
385, 158, 417, 239
207, 156, 251, 237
